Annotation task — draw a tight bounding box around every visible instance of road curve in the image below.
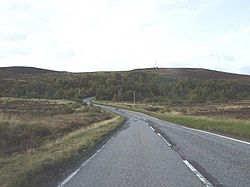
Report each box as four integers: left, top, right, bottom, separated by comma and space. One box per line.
58, 105, 250, 187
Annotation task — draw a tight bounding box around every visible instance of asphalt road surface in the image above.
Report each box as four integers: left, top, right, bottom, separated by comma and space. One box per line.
58, 105, 250, 187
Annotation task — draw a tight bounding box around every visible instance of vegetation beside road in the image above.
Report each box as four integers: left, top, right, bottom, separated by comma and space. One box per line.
94, 100, 250, 141
0, 98, 124, 187
1, 66, 249, 186
1, 67, 250, 104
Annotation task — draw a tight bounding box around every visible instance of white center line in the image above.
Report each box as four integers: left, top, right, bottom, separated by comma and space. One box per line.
157, 133, 171, 147
183, 160, 213, 187
149, 126, 155, 131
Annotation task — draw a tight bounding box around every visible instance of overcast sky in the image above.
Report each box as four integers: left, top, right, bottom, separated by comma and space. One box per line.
0, 0, 250, 74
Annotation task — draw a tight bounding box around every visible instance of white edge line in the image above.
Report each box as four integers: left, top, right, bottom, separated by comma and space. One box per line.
183, 160, 213, 187
157, 133, 171, 146
135, 110, 249, 145
58, 168, 80, 187
151, 116, 161, 121
58, 136, 114, 187
149, 126, 155, 131
178, 124, 250, 145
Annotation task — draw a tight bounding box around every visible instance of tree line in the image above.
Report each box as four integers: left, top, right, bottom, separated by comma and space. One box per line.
1, 71, 250, 104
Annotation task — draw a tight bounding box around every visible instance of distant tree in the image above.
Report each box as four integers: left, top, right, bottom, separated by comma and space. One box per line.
10, 81, 25, 97
45, 84, 56, 99
54, 88, 64, 99
188, 92, 199, 103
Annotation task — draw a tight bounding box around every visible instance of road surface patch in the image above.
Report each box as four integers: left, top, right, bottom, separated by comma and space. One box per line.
183, 160, 213, 187
149, 126, 155, 131
58, 136, 115, 187
179, 125, 250, 145
157, 133, 172, 147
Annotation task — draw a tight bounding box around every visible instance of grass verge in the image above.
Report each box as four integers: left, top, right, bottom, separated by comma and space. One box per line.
0, 98, 125, 187
0, 116, 124, 187
94, 100, 250, 141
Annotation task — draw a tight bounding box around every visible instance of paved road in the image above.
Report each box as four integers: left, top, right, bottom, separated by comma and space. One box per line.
59, 105, 250, 187
82, 97, 95, 105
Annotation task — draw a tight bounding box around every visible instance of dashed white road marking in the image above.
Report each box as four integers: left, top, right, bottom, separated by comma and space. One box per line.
149, 126, 155, 131
58, 136, 115, 187
157, 133, 171, 147
130, 109, 249, 145
183, 160, 213, 187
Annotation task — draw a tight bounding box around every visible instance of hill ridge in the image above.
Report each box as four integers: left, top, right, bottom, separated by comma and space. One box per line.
134, 67, 250, 81
0, 66, 60, 75
1, 66, 250, 81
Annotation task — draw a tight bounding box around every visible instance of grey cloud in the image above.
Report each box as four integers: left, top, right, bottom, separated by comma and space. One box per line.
208, 54, 220, 58
11, 50, 30, 56
208, 53, 235, 62
1, 1, 53, 35
2, 49, 31, 58
54, 50, 76, 61
64, 50, 76, 58
157, 0, 205, 13
137, 21, 160, 32
241, 66, 250, 75
1, 33, 26, 42
9, 2, 31, 12
208, 54, 221, 63
223, 54, 235, 61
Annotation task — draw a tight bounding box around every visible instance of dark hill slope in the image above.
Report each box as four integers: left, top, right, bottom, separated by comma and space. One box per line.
0, 66, 59, 75
135, 68, 250, 81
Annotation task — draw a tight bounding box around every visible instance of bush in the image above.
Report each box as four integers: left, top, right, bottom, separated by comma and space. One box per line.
145, 106, 160, 112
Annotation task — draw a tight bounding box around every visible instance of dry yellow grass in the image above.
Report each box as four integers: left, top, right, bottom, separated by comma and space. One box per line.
0, 98, 111, 156
0, 116, 124, 187
0, 98, 125, 187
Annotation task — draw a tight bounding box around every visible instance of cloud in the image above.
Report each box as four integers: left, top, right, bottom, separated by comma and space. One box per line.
223, 54, 235, 62
157, 0, 208, 12
240, 66, 250, 75
0, 0, 249, 75
198, 26, 250, 53
207, 53, 235, 63
0, 48, 31, 59
0, 0, 54, 35
188, 52, 240, 74
1, 33, 26, 42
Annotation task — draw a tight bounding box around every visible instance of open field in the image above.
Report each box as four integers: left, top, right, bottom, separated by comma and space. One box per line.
0, 97, 124, 187
95, 100, 250, 141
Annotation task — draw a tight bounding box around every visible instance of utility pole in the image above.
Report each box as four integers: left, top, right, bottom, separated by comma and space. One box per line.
133, 90, 136, 104
154, 60, 157, 68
